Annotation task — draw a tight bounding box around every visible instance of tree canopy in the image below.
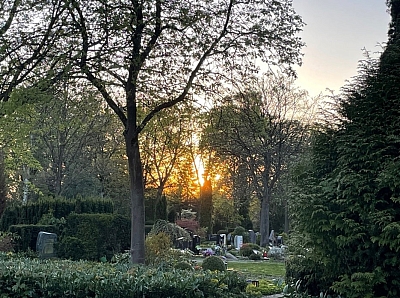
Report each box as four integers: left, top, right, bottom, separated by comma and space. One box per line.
1, 0, 305, 264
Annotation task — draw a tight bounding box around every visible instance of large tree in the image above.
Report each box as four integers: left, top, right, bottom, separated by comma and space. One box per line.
0, 0, 68, 103
203, 73, 315, 246
140, 103, 197, 220
1, 0, 304, 264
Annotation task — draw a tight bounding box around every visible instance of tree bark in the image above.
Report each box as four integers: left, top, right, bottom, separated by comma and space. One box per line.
125, 133, 145, 264
259, 193, 270, 247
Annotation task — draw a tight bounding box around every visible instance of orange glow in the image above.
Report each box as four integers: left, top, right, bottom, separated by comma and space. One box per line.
194, 156, 205, 186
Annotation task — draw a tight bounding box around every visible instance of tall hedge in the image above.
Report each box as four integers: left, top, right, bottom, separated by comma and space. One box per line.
0, 197, 114, 231
8, 225, 59, 252
57, 213, 130, 261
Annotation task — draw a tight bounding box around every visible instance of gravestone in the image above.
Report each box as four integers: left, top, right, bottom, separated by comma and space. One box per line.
277, 235, 283, 246
234, 235, 243, 249
192, 235, 201, 254
219, 234, 226, 247
36, 231, 57, 259
248, 230, 256, 243
207, 234, 219, 243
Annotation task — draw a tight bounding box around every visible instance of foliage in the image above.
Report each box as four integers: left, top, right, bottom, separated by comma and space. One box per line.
290, 2, 400, 297
249, 253, 261, 261
246, 279, 285, 296
141, 104, 198, 207
144, 232, 173, 266
0, 254, 249, 298
232, 226, 250, 243
2, 0, 305, 264
174, 261, 194, 271
202, 255, 226, 272
0, 150, 6, 217
285, 254, 332, 296
37, 208, 67, 233
0, 231, 18, 252
240, 243, 260, 257
58, 213, 130, 261
202, 74, 316, 246
0, 197, 114, 231
8, 224, 58, 252
213, 196, 242, 233
149, 219, 191, 243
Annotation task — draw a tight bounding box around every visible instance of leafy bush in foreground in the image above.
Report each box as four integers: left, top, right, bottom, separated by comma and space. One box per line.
0, 253, 249, 298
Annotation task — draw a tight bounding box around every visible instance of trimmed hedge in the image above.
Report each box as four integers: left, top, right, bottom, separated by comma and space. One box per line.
0, 197, 114, 231
58, 213, 130, 261
8, 224, 59, 252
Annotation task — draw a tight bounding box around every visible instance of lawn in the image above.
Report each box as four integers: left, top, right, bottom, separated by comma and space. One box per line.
226, 260, 286, 280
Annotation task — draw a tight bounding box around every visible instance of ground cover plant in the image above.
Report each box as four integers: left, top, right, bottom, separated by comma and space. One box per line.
0, 252, 252, 298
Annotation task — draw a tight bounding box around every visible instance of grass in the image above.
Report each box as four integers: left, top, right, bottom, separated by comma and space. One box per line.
226, 260, 285, 280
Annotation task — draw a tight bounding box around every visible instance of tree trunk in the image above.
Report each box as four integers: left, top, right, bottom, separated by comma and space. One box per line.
259, 194, 270, 247
126, 133, 145, 264
284, 198, 289, 234
0, 149, 6, 217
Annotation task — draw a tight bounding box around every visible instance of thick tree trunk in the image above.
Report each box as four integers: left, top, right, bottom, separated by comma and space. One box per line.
126, 134, 145, 264
259, 194, 270, 247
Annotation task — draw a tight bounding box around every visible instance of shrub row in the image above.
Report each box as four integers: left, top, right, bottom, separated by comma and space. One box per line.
58, 213, 130, 261
0, 255, 249, 298
0, 197, 114, 231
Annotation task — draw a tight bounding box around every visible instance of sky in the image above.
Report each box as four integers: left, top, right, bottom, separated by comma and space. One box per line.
291, 0, 391, 97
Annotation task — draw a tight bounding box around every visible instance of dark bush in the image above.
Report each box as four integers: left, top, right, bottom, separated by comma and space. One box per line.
58, 213, 130, 261
285, 255, 333, 296
202, 255, 226, 272
249, 253, 261, 260
0, 197, 114, 231
174, 261, 193, 271
8, 224, 59, 252
56, 236, 86, 260
0, 232, 16, 252
217, 230, 228, 235
239, 243, 260, 257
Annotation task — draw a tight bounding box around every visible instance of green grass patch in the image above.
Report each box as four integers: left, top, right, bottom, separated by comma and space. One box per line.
227, 260, 285, 280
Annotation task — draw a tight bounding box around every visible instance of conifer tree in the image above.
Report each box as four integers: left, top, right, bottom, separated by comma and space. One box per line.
291, 1, 400, 297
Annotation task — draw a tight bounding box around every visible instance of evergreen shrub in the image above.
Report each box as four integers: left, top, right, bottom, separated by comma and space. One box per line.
249, 253, 261, 260
144, 231, 172, 266
174, 261, 193, 271
58, 213, 130, 261
239, 243, 260, 257
285, 255, 332, 296
0, 197, 114, 231
202, 255, 226, 271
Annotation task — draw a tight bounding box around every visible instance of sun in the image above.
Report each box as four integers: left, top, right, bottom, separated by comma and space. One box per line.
194, 155, 205, 186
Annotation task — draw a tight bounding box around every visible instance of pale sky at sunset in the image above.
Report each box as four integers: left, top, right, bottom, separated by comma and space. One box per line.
292, 0, 391, 96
